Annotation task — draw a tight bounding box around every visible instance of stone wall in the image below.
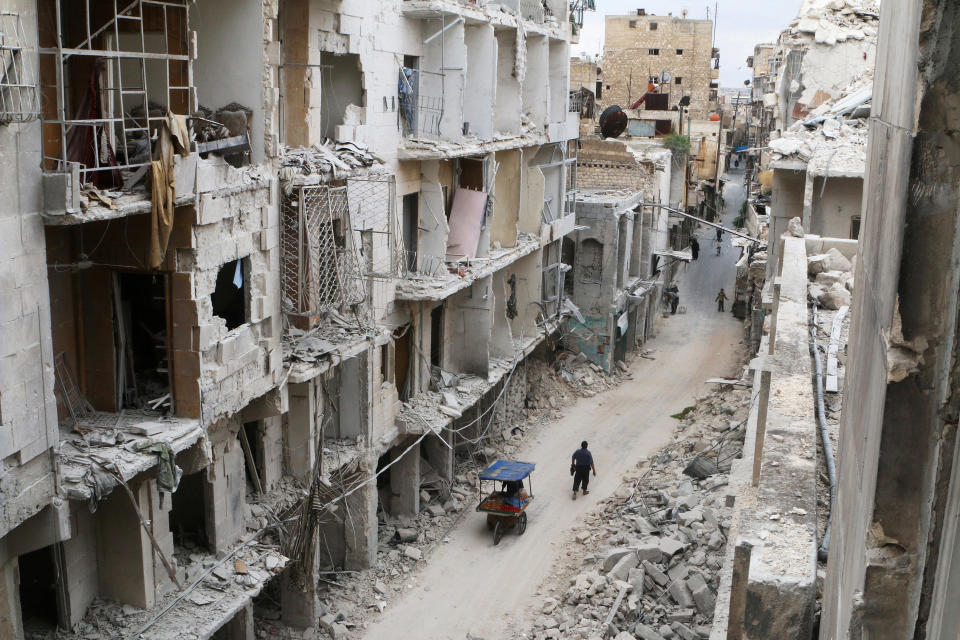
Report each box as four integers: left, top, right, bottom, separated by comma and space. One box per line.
0, 0, 57, 541
577, 138, 658, 193
602, 14, 715, 117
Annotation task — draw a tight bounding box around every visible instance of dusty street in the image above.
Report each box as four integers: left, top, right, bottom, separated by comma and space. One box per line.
361, 175, 746, 640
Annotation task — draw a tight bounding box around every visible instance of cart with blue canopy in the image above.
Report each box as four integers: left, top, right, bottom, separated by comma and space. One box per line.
475, 460, 535, 545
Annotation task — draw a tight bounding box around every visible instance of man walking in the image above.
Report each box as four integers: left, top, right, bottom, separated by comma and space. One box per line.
571, 441, 597, 500
716, 288, 729, 312
690, 237, 699, 260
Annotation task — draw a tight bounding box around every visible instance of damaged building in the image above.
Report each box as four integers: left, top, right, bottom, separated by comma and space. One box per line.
0, 0, 589, 637
601, 9, 719, 119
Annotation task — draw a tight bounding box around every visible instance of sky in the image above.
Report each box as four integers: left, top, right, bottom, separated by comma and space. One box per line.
571, 1, 803, 89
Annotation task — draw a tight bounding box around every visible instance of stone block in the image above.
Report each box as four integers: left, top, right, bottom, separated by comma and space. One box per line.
609, 552, 640, 581
667, 580, 694, 608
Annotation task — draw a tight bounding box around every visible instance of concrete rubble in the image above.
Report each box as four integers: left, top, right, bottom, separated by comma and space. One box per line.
510, 385, 751, 640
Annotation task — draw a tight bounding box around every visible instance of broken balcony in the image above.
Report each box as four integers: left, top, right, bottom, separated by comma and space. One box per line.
37, 0, 257, 223
280, 175, 404, 330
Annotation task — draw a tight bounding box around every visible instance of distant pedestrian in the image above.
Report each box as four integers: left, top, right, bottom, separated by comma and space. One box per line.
716, 288, 729, 312
571, 441, 596, 500
715, 227, 723, 243
666, 285, 679, 315
690, 238, 700, 260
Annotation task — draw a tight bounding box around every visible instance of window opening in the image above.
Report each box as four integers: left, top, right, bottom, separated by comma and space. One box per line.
211, 259, 247, 331
430, 305, 443, 368
393, 325, 411, 401
402, 193, 419, 273
117, 272, 170, 410
242, 420, 264, 493
648, 49, 660, 55
850, 216, 861, 239
319, 52, 363, 140
676, 49, 683, 55
38, 0, 193, 186
649, 22, 658, 30
169, 471, 210, 552
629, 20, 637, 28
675, 77, 683, 85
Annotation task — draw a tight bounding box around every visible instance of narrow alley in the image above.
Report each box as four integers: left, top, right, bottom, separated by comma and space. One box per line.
362, 174, 745, 640
5, 1, 960, 640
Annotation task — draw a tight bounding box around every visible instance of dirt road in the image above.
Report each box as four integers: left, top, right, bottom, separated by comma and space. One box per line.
362, 175, 746, 640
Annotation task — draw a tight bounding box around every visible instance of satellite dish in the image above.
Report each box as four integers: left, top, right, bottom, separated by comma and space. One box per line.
660, 70, 671, 83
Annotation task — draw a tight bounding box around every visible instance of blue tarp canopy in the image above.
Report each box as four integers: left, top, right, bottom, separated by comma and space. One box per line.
734, 145, 748, 152
478, 460, 536, 482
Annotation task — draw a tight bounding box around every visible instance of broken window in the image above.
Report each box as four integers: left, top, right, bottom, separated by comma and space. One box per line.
648, 49, 660, 56
211, 259, 247, 331
38, 0, 193, 186
320, 52, 363, 140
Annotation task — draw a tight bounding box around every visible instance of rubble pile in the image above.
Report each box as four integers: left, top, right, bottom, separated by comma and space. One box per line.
768, 72, 872, 176
283, 311, 378, 366
515, 386, 751, 640
278, 141, 383, 191
787, 0, 879, 45
806, 245, 855, 310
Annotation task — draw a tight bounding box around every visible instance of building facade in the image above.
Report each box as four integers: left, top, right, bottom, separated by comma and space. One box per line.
0, 0, 585, 637
602, 11, 718, 118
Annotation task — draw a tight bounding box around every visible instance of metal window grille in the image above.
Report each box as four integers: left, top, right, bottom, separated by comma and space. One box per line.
0, 12, 41, 124
281, 185, 365, 317
398, 66, 443, 139
345, 175, 406, 280
38, 0, 194, 184
282, 179, 405, 319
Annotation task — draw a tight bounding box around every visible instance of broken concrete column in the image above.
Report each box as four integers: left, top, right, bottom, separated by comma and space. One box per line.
344, 468, 377, 569
260, 416, 284, 491
281, 554, 320, 629
285, 382, 317, 483
422, 432, 454, 484
390, 438, 420, 517
204, 422, 247, 553
95, 478, 171, 609
0, 558, 23, 639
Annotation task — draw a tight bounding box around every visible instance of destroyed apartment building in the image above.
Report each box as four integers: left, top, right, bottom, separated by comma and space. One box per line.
0, 0, 612, 637
703, 0, 960, 638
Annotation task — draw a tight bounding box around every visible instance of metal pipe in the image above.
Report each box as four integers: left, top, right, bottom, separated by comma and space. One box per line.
637, 201, 762, 243
811, 306, 837, 561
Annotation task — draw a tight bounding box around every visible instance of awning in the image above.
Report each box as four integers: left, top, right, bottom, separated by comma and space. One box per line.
734, 145, 748, 152
653, 248, 693, 263
479, 460, 536, 481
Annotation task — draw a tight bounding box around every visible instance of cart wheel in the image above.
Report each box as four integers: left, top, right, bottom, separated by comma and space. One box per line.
517, 512, 527, 535
492, 520, 503, 545
486, 514, 496, 531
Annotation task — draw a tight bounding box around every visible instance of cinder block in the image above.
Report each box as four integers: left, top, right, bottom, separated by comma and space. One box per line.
197, 193, 230, 226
